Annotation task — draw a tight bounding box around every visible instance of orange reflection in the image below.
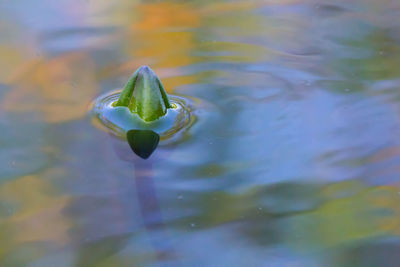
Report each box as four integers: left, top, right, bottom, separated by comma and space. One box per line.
121, 2, 203, 91
3, 52, 97, 123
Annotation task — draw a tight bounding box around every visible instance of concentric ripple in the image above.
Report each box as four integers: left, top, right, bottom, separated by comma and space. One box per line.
90, 90, 200, 144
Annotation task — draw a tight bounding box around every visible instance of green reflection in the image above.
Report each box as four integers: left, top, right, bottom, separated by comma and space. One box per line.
127, 130, 160, 159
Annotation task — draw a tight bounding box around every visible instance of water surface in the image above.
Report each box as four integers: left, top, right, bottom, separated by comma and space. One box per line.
1, 0, 400, 266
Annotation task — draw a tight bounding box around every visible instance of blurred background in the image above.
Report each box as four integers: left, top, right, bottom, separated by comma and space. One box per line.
1, 0, 400, 266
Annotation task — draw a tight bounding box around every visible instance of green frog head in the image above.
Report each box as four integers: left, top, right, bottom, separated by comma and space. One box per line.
114, 66, 172, 122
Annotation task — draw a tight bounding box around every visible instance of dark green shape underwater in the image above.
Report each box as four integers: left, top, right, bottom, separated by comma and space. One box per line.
127, 130, 160, 159
115, 66, 171, 122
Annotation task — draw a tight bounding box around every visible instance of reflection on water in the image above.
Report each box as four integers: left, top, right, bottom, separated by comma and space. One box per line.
127, 130, 160, 159
1, 0, 400, 265
91, 90, 198, 143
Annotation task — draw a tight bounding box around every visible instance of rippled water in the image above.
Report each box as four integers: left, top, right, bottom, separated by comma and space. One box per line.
91, 90, 199, 143
1, 0, 400, 266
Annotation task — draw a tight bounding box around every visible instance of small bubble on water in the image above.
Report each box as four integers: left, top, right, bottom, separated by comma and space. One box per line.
177, 195, 183, 200
258, 207, 263, 211
190, 223, 196, 228
345, 88, 350, 92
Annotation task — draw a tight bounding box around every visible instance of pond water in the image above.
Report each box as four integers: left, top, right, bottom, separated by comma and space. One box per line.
1, 0, 400, 266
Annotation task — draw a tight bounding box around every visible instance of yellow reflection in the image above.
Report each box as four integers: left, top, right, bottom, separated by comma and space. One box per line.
3, 52, 98, 123
0, 174, 71, 246
294, 182, 400, 248
0, 45, 32, 83
128, 2, 201, 69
